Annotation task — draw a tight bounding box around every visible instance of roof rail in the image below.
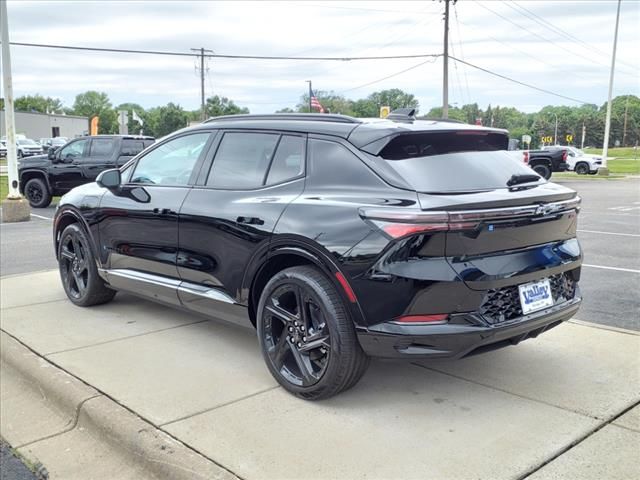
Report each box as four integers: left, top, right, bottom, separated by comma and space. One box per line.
204, 113, 362, 124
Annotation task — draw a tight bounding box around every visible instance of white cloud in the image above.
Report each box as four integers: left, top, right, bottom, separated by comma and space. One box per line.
5, 0, 639, 114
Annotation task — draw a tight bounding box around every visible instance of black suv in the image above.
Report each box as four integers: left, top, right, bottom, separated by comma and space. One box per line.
53, 112, 582, 399
19, 135, 155, 208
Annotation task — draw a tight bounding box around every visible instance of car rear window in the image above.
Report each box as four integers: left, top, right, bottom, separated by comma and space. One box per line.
384, 150, 545, 193
121, 139, 155, 156
379, 131, 508, 160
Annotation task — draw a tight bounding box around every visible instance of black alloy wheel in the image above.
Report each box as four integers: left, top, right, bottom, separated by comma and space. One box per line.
257, 266, 369, 400
24, 178, 52, 208
575, 162, 590, 175
532, 164, 552, 180
58, 224, 116, 307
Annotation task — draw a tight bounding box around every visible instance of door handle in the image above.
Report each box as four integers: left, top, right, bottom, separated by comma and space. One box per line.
153, 208, 173, 215
237, 216, 264, 225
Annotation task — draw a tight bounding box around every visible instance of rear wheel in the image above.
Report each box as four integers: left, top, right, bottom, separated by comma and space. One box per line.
257, 266, 369, 400
24, 178, 52, 208
58, 224, 116, 307
531, 163, 552, 180
575, 162, 590, 175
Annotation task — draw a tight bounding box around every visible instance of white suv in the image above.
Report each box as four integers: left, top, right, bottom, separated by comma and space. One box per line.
542, 146, 602, 174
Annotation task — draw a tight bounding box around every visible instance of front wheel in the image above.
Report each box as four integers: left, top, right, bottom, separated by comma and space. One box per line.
257, 266, 369, 400
24, 178, 52, 208
575, 162, 590, 175
58, 224, 116, 307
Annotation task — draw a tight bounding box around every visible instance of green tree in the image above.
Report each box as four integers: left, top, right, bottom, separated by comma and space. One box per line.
72, 91, 116, 134
297, 91, 355, 115
14, 94, 64, 114
144, 103, 189, 138
205, 95, 249, 118
275, 107, 295, 113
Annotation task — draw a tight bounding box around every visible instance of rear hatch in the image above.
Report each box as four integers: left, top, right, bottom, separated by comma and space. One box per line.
368, 129, 582, 290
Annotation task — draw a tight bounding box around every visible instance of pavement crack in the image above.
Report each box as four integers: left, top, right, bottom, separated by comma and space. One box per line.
14, 394, 104, 449
517, 399, 640, 480
43, 319, 211, 356
159, 386, 281, 428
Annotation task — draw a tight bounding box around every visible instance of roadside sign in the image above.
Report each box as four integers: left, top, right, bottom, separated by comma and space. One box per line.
522, 134, 532, 145
541, 135, 553, 144
566, 134, 573, 143
90, 115, 99, 136
379, 106, 390, 118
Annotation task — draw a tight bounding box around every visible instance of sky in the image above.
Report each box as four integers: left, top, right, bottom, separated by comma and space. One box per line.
3, 0, 640, 114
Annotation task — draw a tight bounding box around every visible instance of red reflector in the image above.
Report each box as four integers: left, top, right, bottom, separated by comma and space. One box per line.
382, 222, 449, 238
395, 314, 448, 323
335, 272, 357, 303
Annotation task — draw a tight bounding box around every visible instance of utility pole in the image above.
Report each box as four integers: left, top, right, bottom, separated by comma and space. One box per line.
553, 113, 558, 145
581, 121, 586, 149
191, 47, 213, 121
1, 0, 30, 221
442, 0, 450, 119
306, 80, 312, 113
622, 96, 629, 147
600, 0, 622, 173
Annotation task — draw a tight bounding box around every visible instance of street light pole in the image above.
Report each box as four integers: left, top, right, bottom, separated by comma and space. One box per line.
600, 0, 622, 173
553, 113, 558, 145
1, 0, 30, 221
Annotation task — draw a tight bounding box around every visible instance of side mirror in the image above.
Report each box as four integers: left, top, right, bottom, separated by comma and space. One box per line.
96, 168, 121, 189
48, 148, 58, 161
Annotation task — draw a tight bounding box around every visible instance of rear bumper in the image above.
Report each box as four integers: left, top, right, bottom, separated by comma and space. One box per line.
357, 292, 581, 359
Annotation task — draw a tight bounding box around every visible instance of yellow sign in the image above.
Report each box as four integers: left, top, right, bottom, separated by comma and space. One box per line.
541, 136, 553, 144
566, 134, 573, 143
380, 106, 391, 118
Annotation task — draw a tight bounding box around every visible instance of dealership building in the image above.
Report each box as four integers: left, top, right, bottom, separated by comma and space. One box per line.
0, 110, 89, 140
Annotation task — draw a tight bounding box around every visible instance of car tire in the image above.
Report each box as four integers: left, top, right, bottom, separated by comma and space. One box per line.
531, 163, 552, 180
257, 265, 369, 400
24, 178, 52, 208
575, 162, 590, 175
58, 223, 116, 307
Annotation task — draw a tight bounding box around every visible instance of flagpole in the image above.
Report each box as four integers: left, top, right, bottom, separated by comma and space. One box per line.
306, 80, 312, 113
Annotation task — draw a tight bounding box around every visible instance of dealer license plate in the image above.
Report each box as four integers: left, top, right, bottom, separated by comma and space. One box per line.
518, 279, 554, 315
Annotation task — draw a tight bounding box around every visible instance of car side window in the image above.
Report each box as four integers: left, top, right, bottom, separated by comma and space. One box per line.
121, 139, 152, 157
207, 132, 279, 189
130, 133, 210, 186
308, 139, 384, 188
90, 139, 116, 158
59, 139, 89, 161
265, 135, 305, 185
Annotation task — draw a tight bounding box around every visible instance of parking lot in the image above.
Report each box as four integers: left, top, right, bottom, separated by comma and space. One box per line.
1, 177, 639, 479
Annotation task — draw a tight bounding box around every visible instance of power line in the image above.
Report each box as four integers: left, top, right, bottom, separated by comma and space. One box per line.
341, 57, 439, 93
8, 42, 441, 61
473, 0, 635, 76
449, 56, 590, 104
507, 0, 636, 72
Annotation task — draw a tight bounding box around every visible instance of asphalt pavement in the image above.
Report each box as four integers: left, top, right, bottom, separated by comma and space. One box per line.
1, 178, 639, 331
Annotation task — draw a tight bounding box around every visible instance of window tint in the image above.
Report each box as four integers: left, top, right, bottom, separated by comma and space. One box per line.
308, 139, 384, 188
130, 133, 209, 185
59, 139, 89, 160
207, 132, 278, 189
121, 139, 155, 156
90, 138, 115, 158
266, 135, 305, 185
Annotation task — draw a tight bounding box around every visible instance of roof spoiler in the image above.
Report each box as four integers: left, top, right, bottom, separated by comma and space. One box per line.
386, 108, 416, 123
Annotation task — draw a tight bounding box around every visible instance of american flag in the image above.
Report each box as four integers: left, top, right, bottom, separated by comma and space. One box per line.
310, 92, 324, 113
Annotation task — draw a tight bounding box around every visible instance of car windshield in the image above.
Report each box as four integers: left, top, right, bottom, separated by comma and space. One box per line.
572, 148, 584, 156
17, 139, 37, 146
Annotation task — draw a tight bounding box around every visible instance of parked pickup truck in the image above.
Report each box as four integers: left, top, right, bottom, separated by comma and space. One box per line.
18, 135, 155, 208
507, 147, 569, 179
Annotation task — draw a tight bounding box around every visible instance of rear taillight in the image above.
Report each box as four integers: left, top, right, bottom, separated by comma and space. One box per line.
523, 151, 529, 164
394, 314, 449, 324
562, 150, 568, 161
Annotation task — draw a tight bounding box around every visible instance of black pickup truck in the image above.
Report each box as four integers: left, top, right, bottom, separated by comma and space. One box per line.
18, 135, 155, 208
524, 148, 569, 179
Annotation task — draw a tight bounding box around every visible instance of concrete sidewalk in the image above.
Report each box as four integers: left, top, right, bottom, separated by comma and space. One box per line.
1, 270, 639, 479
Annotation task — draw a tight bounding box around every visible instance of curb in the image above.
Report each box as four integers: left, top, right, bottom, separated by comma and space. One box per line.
0, 332, 239, 480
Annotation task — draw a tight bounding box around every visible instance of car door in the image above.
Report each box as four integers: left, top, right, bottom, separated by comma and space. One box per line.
50, 138, 91, 190
177, 130, 306, 325
83, 137, 118, 181
97, 130, 215, 306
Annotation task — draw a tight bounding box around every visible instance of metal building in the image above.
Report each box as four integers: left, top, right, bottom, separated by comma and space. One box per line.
0, 110, 89, 140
